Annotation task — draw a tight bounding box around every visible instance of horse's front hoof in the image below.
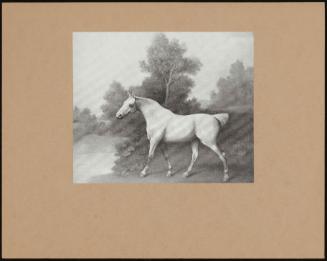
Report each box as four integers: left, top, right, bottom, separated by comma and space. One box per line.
223, 174, 229, 182
182, 171, 190, 178
140, 172, 147, 178
166, 170, 173, 177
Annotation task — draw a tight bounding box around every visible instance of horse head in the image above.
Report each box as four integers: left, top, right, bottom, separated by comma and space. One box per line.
116, 91, 137, 119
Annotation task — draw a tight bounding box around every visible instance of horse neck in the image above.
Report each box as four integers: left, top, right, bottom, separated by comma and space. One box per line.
136, 97, 172, 124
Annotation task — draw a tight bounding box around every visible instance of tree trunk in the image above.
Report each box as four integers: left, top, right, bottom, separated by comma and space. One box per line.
164, 64, 176, 106
164, 83, 170, 106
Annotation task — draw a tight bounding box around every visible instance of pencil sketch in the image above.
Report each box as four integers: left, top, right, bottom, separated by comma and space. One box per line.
73, 32, 253, 183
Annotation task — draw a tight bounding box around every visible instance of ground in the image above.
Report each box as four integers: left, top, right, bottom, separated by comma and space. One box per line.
74, 134, 253, 183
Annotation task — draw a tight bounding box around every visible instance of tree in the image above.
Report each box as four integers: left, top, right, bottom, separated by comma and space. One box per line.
140, 33, 202, 106
73, 106, 80, 123
209, 60, 253, 112
207, 61, 254, 168
73, 106, 99, 142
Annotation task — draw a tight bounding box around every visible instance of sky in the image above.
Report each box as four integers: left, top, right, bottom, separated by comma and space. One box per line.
73, 32, 253, 115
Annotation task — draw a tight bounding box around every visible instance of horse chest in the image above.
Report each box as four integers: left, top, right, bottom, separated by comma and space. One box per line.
145, 114, 170, 139
146, 124, 164, 139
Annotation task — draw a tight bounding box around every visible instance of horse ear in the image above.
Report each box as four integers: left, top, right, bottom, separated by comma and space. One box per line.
129, 91, 135, 98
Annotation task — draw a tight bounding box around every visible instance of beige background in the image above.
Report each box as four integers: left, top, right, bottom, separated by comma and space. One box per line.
2, 3, 324, 258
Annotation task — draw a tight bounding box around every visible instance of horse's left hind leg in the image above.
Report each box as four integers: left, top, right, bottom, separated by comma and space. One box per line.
201, 141, 229, 182
210, 144, 229, 182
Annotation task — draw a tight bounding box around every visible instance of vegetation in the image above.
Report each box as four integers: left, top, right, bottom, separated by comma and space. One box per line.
73, 107, 108, 142
208, 60, 253, 168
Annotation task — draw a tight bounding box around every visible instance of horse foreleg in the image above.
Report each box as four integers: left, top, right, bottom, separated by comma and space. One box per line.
140, 137, 160, 177
183, 140, 199, 177
160, 143, 172, 177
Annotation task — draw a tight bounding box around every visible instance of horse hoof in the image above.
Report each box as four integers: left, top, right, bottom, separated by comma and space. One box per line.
166, 171, 173, 177
140, 172, 147, 178
183, 172, 190, 178
223, 174, 229, 182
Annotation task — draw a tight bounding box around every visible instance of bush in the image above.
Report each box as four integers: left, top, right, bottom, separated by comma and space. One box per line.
217, 110, 253, 168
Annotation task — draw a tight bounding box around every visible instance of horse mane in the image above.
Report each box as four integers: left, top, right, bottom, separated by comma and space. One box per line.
135, 96, 156, 102
135, 96, 161, 107
134, 96, 173, 115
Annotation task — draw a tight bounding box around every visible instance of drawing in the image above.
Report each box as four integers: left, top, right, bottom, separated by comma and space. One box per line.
73, 32, 253, 183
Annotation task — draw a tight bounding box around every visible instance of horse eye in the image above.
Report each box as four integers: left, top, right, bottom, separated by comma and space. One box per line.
129, 104, 134, 108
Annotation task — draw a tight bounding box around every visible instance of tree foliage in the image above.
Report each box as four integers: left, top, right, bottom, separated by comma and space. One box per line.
73, 106, 99, 142
140, 33, 202, 105
209, 60, 253, 112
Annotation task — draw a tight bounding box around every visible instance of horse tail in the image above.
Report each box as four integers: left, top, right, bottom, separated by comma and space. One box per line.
213, 113, 229, 128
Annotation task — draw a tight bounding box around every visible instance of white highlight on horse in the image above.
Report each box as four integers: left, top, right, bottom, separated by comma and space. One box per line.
116, 92, 230, 182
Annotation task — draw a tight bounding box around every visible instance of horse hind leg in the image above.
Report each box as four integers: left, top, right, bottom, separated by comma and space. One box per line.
200, 140, 229, 182
183, 140, 199, 177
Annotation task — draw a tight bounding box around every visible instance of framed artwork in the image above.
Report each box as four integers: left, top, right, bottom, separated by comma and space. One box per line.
2, 2, 324, 259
